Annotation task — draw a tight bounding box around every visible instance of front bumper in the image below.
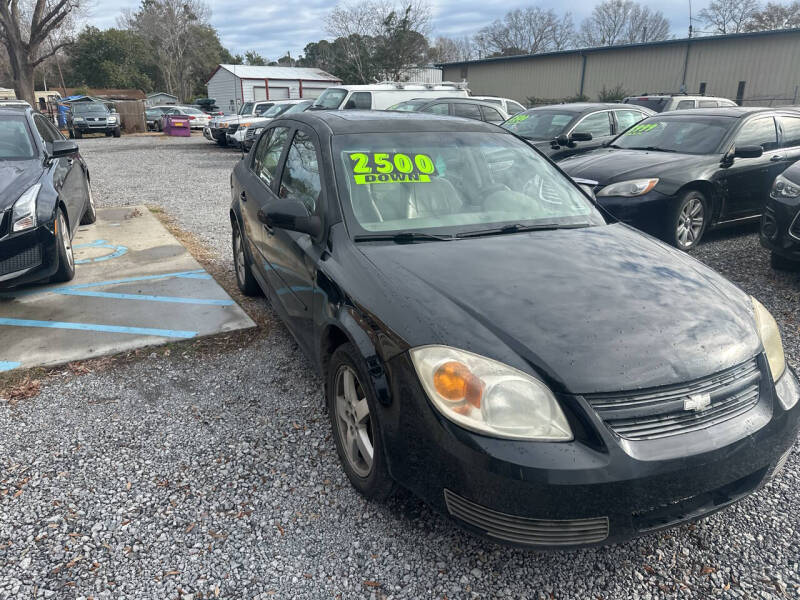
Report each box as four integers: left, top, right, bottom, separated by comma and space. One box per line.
226, 128, 245, 147
72, 121, 118, 133
0, 220, 59, 289
382, 352, 800, 548
760, 195, 800, 261
594, 189, 674, 236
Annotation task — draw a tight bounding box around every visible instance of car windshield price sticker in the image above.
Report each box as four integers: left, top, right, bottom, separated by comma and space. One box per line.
625, 123, 658, 135
349, 152, 436, 184
505, 114, 529, 125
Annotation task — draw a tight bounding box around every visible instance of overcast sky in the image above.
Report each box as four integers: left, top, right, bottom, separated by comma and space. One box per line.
87, 0, 701, 60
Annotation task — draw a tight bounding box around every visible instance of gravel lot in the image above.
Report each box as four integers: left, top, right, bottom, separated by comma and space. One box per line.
1, 133, 798, 600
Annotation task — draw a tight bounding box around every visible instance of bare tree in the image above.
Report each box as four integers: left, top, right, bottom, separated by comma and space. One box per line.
579, 0, 670, 46
475, 7, 575, 56
324, 0, 431, 83
699, 0, 760, 34
0, 0, 81, 105
429, 36, 475, 63
745, 1, 800, 30
120, 0, 211, 100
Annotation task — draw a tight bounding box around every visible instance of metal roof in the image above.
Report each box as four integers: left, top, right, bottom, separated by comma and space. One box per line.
214, 65, 341, 82
436, 27, 800, 67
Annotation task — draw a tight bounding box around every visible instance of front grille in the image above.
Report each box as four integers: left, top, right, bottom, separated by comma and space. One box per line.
0, 245, 42, 277
0, 210, 9, 238
762, 206, 778, 240
444, 489, 609, 546
586, 358, 761, 441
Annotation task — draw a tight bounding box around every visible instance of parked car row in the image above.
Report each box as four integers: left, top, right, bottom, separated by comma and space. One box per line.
147, 105, 210, 131
227, 108, 800, 549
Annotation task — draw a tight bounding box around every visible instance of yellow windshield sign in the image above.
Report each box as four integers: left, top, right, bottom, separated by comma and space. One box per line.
349, 152, 436, 185
625, 123, 658, 135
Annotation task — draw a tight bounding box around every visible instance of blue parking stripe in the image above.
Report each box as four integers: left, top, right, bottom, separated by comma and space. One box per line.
58, 289, 234, 306
0, 318, 197, 339
0, 361, 21, 372
67, 270, 208, 290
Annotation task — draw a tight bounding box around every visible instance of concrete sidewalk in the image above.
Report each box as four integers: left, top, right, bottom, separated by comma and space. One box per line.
0, 206, 254, 372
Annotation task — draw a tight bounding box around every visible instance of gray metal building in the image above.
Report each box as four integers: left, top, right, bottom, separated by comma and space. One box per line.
439, 28, 800, 106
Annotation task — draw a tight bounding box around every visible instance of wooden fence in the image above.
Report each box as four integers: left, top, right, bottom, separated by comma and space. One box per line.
114, 100, 147, 134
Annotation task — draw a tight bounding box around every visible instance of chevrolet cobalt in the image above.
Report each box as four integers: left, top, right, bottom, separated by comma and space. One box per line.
230, 111, 799, 547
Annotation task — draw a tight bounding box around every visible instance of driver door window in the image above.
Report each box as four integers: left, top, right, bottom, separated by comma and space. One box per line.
573, 112, 612, 137
279, 130, 322, 214
346, 92, 372, 109
422, 103, 449, 115
252, 126, 290, 187
736, 117, 778, 151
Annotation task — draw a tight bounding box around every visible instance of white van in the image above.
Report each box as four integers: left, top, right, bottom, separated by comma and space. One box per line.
310, 82, 470, 111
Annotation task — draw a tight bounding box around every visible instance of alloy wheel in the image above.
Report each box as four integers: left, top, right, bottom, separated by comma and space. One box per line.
676, 197, 704, 248
60, 212, 74, 268
334, 365, 374, 478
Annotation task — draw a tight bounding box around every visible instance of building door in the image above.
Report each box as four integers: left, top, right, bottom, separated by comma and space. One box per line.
270, 87, 290, 100
253, 86, 267, 101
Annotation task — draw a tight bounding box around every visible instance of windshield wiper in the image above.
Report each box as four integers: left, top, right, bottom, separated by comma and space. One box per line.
457, 222, 591, 238
353, 232, 455, 243
627, 146, 677, 153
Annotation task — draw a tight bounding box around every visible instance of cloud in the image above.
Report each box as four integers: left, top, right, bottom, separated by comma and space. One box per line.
88, 0, 701, 59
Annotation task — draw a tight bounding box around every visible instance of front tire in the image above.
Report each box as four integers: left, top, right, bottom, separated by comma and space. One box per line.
667, 190, 708, 250
113, 127, 121, 138
74, 129, 82, 140
80, 182, 97, 225
327, 343, 394, 501
770, 251, 800, 271
232, 221, 260, 296
51, 208, 76, 283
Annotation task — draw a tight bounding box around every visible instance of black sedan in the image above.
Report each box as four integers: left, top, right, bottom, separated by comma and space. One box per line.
761, 160, 800, 269
501, 102, 653, 160
560, 107, 800, 250
0, 106, 94, 288
230, 110, 799, 548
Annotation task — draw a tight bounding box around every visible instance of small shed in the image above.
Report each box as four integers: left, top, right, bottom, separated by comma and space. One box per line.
206, 65, 341, 114
146, 92, 178, 107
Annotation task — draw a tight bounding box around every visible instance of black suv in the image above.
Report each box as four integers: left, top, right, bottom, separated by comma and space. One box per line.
67, 102, 121, 139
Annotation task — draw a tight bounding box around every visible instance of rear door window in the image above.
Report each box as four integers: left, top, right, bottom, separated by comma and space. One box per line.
779, 116, 800, 148
615, 110, 646, 131
252, 126, 290, 187
480, 105, 505, 123
421, 102, 449, 115
698, 100, 718, 108
736, 117, 778, 151
676, 100, 696, 110
573, 111, 612, 137
506, 101, 526, 115
453, 103, 482, 120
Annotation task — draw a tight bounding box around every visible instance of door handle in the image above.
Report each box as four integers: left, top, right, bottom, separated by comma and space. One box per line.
66, 158, 74, 165
240, 190, 247, 202
770, 155, 785, 162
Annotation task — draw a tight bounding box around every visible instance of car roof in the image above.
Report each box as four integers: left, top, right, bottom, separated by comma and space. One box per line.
0, 106, 30, 114
651, 106, 789, 118
402, 97, 509, 109
528, 102, 640, 113
283, 110, 505, 135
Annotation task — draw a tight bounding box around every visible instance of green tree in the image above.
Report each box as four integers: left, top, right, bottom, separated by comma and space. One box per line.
67, 27, 156, 90
244, 49, 266, 65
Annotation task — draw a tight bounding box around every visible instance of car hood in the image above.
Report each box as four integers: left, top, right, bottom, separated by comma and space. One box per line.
0, 160, 41, 212
357, 224, 760, 394
559, 148, 700, 185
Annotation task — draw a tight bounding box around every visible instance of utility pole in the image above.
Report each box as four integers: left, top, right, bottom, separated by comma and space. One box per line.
688, 0, 693, 38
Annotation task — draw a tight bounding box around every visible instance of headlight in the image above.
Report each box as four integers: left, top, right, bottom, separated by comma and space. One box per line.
752, 297, 786, 381
73, 117, 84, 122
107, 116, 117, 123
410, 346, 573, 441
12, 184, 41, 232
771, 174, 800, 199
775, 368, 799, 410
597, 178, 659, 197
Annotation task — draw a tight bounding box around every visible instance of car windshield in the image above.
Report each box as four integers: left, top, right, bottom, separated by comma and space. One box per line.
262, 103, 294, 118
284, 101, 312, 114
0, 115, 35, 160
238, 102, 254, 115
334, 132, 605, 235
611, 115, 735, 154
624, 97, 669, 112
73, 103, 108, 115
501, 111, 575, 140
181, 107, 204, 115
312, 88, 347, 109
388, 100, 430, 112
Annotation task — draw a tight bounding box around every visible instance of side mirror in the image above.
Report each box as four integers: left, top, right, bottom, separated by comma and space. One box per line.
258, 198, 322, 237
734, 145, 763, 159
571, 132, 593, 142
554, 134, 570, 147
50, 139, 78, 158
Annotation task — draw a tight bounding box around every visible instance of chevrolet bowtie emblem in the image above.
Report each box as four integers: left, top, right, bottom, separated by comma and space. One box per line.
684, 392, 711, 412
